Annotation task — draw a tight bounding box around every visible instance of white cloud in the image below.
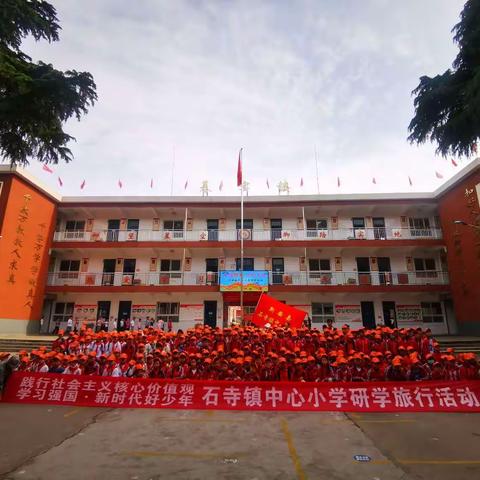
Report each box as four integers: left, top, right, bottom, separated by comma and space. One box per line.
13, 0, 470, 196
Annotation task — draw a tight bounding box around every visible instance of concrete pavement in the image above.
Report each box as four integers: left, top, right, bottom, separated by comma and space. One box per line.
0, 403, 479, 480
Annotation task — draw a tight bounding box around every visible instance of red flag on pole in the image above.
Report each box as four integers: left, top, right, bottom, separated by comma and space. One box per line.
408, 176, 413, 186
150, 178, 154, 188
184, 179, 188, 190
219, 180, 224, 192
237, 148, 243, 187
266, 179, 270, 189
435, 171, 443, 179
42, 164, 53, 174
337, 177, 341, 188
252, 294, 306, 328
451, 158, 458, 167
80, 180, 86, 190
57, 177, 63, 187
118, 180, 123, 188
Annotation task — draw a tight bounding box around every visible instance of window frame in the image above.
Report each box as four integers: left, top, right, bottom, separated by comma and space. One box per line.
311, 302, 335, 323
421, 302, 444, 323
156, 302, 180, 323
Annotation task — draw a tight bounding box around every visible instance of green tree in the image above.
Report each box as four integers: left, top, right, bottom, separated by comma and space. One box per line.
408, 0, 480, 158
0, 0, 97, 167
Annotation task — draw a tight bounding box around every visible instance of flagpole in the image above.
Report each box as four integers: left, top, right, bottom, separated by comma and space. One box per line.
170, 146, 176, 196
314, 146, 320, 194
240, 148, 244, 325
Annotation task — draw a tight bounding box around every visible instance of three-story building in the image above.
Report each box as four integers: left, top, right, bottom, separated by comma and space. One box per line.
1, 160, 479, 335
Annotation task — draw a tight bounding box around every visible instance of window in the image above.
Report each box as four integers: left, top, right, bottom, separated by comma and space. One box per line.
236, 258, 254, 271
65, 220, 85, 231
52, 302, 74, 326
308, 259, 331, 271
421, 302, 444, 323
64, 220, 85, 239
158, 260, 181, 284
156, 302, 179, 323
414, 258, 437, 278
311, 303, 334, 323
59, 260, 80, 279
306, 219, 328, 230
163, 220, 184, 238
409, 217, 432, 237
352, 217, 365, 228
160, 259, 181, 271
236, 219, 253, 229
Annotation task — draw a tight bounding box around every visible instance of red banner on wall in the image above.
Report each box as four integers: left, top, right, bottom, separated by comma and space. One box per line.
2, 373, 480, 412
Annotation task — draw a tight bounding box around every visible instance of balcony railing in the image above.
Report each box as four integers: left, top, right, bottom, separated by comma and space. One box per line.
46, 270, 449, 287
53, 227, 443, 243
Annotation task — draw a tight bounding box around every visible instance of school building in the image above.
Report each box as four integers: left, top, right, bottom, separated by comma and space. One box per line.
1, 159, 479, 335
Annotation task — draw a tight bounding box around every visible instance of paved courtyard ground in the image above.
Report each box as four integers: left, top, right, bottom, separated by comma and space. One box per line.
0, 403, 479, 480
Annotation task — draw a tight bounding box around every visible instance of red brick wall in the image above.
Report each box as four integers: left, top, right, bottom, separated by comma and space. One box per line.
438, 167, 480, 330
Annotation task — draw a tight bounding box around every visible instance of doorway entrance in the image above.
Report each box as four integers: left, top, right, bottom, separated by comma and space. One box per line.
271, 219, 282, 240
272, 257, 284, 284
207, 219, 219, 241
377, 257, 392, 285
102, 259, 116, 285
107, 219, 120, 242
117, 301, 132, 328
356, 257, 371, 285
204, 301, 217, 327
361, 301, 376, 329
382, 301, 396, 328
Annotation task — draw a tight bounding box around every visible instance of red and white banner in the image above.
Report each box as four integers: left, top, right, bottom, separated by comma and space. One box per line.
2, 373, 480, 412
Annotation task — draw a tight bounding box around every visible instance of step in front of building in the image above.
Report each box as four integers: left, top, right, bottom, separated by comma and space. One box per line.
0, 338, 54, 353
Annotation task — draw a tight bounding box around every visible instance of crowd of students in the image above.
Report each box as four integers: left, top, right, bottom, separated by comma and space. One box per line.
3, 324, 479, 383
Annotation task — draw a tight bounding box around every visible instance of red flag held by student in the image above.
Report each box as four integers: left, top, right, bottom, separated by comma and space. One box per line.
372, 177, 377, 184
237, 148, 243, 187
300, 177, 304, 187
150, 178, 154, 188
266, 179, 270, 189
337, 176, 341, 188
184, 179, 188, 190
118, 179, 123, 188
408, 176, 413, 186
451, 158, 458, 167
435, 171, 443, 179
252, 294, 306, 328
219, 180, 224, 192
80, 179, 86, 190
42, 164, 53, 174
58, 177, 63, 187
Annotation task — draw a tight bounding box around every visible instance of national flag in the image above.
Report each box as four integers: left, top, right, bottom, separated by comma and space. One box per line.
252, 294, 306, 328
451, 158, 458, 167
266, 179, 270, 189
219, 180, 223, 191
184, 179, 188, 190
337, 176, 341, 188
57, 177, 63, 187
435, 171, 443, 179
237, 148, 243, 187
300, 177, 304, 187
42, 164, 53, 174
408, 176, 413, 186
372, 177, 377, 185
80, 180, 86, 190
118, 180, 123, 188
150, 178, 154, 188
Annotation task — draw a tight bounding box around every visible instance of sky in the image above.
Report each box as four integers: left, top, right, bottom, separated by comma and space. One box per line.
16, 0, 472, 196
